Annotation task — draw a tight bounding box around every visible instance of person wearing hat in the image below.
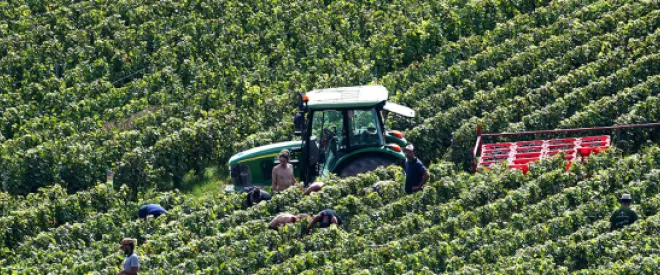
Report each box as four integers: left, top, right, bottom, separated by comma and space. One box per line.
118, 238, 140, 275
246, 187, 272, 207
305, 209, 343, 234
272, 149, 297, 193
403, 144, 430, 195
610, 193, 639, 231
268, 213, 308, 230
138, 204, 167, 219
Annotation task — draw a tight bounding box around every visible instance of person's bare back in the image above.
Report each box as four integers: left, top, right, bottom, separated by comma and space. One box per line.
303, 181, 324, 195
269, 213, 297, 229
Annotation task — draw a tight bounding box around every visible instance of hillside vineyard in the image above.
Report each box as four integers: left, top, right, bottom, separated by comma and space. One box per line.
2, 0, 660, 273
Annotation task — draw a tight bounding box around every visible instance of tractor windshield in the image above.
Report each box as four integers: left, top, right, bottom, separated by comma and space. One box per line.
347, 109, 383, 148
311, 110, 345, 154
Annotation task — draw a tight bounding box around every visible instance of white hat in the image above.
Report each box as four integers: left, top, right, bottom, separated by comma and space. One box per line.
620, 194, 632, 201
119, 238, 137, 249
405, 144, 414, 151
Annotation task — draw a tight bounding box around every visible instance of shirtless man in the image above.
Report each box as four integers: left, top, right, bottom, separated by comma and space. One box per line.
272, 149, 297, 193
268, 213, 308, 230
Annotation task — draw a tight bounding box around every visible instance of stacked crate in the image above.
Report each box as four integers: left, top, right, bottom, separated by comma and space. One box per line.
478, 136, 611, 174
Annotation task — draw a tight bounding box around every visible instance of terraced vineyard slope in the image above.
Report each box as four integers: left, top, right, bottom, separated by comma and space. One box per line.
2, 0, 660, 273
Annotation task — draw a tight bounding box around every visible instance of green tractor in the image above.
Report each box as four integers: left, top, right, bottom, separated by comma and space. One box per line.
227, 85, 415, 192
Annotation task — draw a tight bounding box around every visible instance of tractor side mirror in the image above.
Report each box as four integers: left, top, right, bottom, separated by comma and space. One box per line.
294, 92, 304, 136
296, 92, 304, 110
382, 110, 390, 121
294, 112, 303, 136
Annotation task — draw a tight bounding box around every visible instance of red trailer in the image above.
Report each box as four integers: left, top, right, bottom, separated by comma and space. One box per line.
472, 123, 660, 174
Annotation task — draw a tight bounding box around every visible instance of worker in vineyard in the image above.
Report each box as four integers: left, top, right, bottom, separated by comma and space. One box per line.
138, 204, 167, 219
272, 149, 297, 193
305, 209, 343, 234
268, 213, 309, 230
246, 187, 272, 207
118, 238, 140, 275
303, 181, 324, 195
403, 144, 430, 194
610, 193, 639, 231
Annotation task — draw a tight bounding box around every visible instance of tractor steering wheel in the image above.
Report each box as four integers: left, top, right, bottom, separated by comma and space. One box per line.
323, 128, 337, 140
320, 128, 332, 151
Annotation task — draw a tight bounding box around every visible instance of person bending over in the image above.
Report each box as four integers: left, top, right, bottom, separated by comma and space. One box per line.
269, 213, 308, 230
138, 204, 167, 219
246, 187, 272, 207
303, 182, 325, 195
305, 209, 342, 234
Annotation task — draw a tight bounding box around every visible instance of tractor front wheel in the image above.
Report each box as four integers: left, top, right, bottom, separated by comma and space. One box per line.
338, 156, 398, 178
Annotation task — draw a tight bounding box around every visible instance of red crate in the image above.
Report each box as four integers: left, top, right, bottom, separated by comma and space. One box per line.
483, 151, 511, 158
481, 154, 509, 162
480, 153, 510, 167
580, 136, 610, 143
482, 143, 513, 151
580, 141, 608, 148
516, 146, 544, 153
578, 146, 609, 158
516, 140, 544, 147
512, 158, 540, 165
482, 147, 512, 156
514, 152, 542, 159
508, 164, 529, 175
548, 144, 577, 151
547, 138, 577, 145
546, 151, 576, 160
546, 149, 576, 156
480, 161, 508, 167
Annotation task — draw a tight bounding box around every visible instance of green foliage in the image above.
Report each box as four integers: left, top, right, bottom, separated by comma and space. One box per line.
0, 0, 547, 195
3, 0, 660, 273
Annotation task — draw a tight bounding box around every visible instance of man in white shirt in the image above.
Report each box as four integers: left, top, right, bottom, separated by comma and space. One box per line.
118, 238, 140, 275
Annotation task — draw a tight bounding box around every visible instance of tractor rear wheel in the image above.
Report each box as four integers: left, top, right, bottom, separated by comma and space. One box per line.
338, 156, 397, 178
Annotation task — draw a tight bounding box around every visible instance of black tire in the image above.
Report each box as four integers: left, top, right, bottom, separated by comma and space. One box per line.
338, 155, 397, 178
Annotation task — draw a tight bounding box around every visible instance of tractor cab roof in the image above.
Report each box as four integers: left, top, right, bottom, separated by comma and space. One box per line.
305, 85, 389, 110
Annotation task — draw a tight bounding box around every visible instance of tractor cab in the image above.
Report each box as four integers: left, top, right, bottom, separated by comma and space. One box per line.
227, 85, 414, 192
304, 106, 387, 181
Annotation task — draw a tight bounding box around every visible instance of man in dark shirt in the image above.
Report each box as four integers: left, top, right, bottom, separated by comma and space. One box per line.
138, 204, 167, 219
403, 144, 430, 194
246, 187, 272, 207
305, 209, 343, 234
610, 193, 638, 231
